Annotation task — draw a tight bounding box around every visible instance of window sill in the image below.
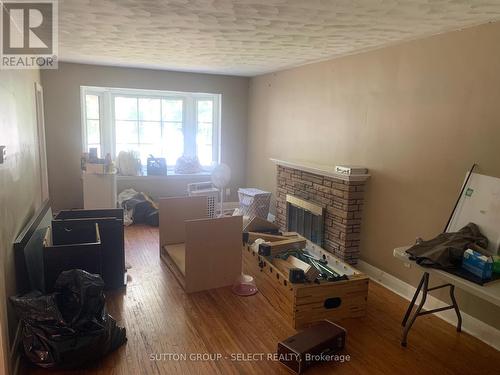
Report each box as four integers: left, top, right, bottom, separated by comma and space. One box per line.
116, 172, 211, 181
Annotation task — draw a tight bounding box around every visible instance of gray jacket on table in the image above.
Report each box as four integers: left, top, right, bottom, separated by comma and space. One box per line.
406, 223, 488, 269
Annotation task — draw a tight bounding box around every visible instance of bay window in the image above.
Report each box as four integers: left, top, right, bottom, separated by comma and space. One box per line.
81, 86, 221, 169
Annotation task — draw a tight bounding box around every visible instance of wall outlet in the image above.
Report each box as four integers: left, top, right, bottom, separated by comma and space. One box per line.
0, 146, 6, 164
225, 188, 231, 196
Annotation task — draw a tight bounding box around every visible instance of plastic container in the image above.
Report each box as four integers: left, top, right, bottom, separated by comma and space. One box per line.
232, 274, 258, 296
238, 188, 271, 220
188, 182, 219, 218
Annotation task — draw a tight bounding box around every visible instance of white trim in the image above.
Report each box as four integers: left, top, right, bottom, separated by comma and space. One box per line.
116, 172, 211, 181
357, 260, 500, 350
34, 82, 49, 201
80, 86, 87, 154
270, 158, 370, 182
81, 89, 105, 157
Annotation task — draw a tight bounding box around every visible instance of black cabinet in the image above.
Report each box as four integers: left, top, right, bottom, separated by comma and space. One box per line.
43, 223, 102, 292
53, 209, 125, 290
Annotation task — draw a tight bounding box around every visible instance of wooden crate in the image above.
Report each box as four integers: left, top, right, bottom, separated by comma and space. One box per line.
243, 241, 369, 328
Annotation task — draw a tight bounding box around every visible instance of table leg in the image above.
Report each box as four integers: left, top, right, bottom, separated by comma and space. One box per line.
401, 272, 429, 347
402, 271, 426, 327
449, 284, 462, 332
401, 272, 463, 347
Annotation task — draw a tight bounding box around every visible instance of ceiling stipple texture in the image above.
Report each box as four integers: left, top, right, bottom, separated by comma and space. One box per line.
59, 0, 500, 76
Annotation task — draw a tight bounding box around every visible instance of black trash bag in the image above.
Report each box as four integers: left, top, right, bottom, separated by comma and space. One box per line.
120, 192, 159, 226
10, 269, 127, 369
54, 269, 106, 329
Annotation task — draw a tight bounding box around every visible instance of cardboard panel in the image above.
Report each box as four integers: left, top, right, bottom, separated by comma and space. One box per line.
159, 196, 208, 246
184, 215, 243, 293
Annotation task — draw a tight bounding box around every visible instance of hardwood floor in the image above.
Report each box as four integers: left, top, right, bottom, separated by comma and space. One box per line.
24, 225, 499, 375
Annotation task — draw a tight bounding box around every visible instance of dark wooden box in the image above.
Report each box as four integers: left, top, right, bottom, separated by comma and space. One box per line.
43, 223, 102, 292
53, 209, 125, 289
277, 320, 346, 374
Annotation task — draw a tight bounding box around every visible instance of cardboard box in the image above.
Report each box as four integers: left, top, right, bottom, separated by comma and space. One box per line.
462, 249, 493, 280
85, 163, 106, 174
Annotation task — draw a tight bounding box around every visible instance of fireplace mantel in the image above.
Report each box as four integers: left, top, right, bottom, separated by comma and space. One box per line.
270, 158, 370, 182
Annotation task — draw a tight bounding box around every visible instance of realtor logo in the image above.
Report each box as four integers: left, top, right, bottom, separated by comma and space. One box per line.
1, 0, 58, 69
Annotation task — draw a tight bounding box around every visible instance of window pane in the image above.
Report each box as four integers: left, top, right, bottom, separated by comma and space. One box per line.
162, 100, 183, 122
86, 119, 100, 144
86, 95, 100, 119
108, 93, 218, 168
197, 100, 214, 166
197, 100, 213, 123
196, 122, 213, 166
139, 98, 161, 121
139, 121, 161, 144
115, 97, 137, 120
164, 122, 184, 165
116, 120, 138, 144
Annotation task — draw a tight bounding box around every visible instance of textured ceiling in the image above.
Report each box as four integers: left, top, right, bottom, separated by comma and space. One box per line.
59, 0, 500, 76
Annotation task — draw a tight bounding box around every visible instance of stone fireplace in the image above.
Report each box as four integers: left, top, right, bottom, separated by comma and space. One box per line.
272, 159, 370, 264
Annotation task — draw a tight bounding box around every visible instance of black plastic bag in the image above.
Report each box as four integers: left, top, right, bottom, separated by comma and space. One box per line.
54, 268, 106, 329
10, 269, 127, 369
121, 192, 159, 226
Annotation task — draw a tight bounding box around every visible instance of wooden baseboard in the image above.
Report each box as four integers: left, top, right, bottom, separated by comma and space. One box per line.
357, 260, 500, 350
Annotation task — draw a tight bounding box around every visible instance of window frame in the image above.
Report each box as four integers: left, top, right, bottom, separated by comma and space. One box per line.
80, 89, 105, 157
80, 86, 221, 168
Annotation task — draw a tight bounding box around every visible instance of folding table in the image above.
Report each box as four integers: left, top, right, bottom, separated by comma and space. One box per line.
394, 246, 500, 346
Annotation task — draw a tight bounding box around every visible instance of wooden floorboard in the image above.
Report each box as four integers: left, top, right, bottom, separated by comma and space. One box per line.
23, 225, 499, 374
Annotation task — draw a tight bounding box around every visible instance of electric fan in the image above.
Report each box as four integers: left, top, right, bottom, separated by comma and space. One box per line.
211, 163, 231, 217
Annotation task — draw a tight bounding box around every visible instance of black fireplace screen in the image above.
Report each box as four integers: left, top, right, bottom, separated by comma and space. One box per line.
286, 195, 323, 247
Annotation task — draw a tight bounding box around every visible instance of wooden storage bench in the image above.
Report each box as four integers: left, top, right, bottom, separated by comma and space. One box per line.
243, 240, 369, 328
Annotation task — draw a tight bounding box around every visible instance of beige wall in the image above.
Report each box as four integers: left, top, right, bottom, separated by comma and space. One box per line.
0, 69, 42, 374
246, 22, 500, 329
41, 63, 249, 211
